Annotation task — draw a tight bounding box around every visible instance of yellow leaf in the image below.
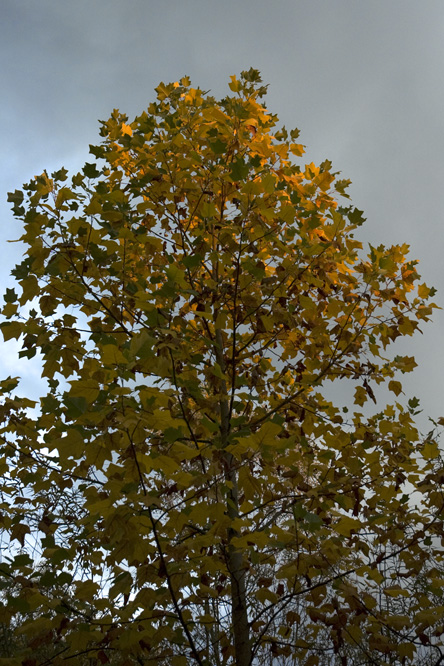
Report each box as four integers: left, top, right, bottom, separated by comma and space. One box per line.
415, 607, 444, 624
231, 531, 270, 549
0, 321, 22, 341
356, 565, 384, 585
422, 441, 439, 460
239, 466, 261, 500
367, 568, 384, 585
388, 380, 402, 396
383, 586, 409, 598
290, 143, 305, 157
85, 197, 102, 215
150, 455, 180, 475
252, 421, 282, 447
418, 283, 430, 299
69, 379, 100, 403
175, 471, 194, 488
101, 344, 128, 365
354, 385, 367, 407
334, 516, 361, 537
255, 587, 279, 604
386, 615, 411, 630
74, 579, 100, 601
314, 171, 334, 191
398, 643, 415, 659
343, 623, 362, 645
2, 303, 18, 318
198, 613, 216, 624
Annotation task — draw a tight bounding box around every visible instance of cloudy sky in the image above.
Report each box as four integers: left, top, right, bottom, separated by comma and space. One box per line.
1, 0, 443, 428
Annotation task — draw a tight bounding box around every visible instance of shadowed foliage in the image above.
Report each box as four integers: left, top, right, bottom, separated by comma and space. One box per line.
1, 70, 443, 665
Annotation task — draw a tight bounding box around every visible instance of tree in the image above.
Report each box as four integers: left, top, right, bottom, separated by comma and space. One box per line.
1, 69, 443, 666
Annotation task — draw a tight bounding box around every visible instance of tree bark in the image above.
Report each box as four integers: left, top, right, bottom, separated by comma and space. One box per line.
225, 451, 252, 666
215, 328, 252, 666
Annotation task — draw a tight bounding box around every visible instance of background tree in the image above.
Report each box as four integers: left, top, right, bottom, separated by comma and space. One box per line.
1, 69, 443, 665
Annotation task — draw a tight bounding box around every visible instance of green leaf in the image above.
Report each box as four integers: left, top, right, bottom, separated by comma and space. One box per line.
209, 139, 227, 155
305, 512, 323, 530
3, 288, 17, 304
41, 394, 60, 413
229, 157, 250, 181
182, 253, 204, 268
63, 395, 88, 418
164, 427, 184, 444
83, 162, 100, 178
0, 376, 19, 393
10, 523, 30, 547
7, 190, 24, 205
348, 207, 366, 226
51, 167, 69, 181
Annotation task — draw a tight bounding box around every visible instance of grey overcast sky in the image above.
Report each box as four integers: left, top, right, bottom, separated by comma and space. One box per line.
1, 0, 443, 427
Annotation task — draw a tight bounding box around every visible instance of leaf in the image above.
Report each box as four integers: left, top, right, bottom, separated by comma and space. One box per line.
255, 587, 279, 604
304, 512, 323, 530
422, 440, 439, 460
63, 395, 88, 418
386, 615, 411, 630
0, 320, 23, 341
0, 376, 19, 393
228, 75, 241, 92
388, 380, 402, 396
394, 355, 418, 373
354, 385, 368, 407
52, 167, 69, 181
109, 571, 132, 598
101, 344, 128, 365
10, 523, 30, 547
121, 123, 133, 136
418, 283, 431, 299
74, 579, 100, 601
55, 187, 77, 208
68, 380, 100, 403
85, 197, 102, 215
83, 162, 100, 178
348, 207, 366, 226
3, 288, 17, 304
383, 586, 410, 598
182, 253, 204, 268
7, 189, 24, 205
397, 643, 415, 660
415, 607, 444, 625
150, 455, 180, 475
229, 157, 250, 181
209, 139, 227, 155
335, 515, 361, 537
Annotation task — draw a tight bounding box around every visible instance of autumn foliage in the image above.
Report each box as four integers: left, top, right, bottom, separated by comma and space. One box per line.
1, 70, 444, 665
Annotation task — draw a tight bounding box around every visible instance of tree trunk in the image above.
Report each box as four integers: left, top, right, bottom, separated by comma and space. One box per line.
215, 329, 252, 666
225, 452, 252, 666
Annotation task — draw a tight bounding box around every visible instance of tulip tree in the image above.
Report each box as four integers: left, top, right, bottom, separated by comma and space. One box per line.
1, 69, 444, 666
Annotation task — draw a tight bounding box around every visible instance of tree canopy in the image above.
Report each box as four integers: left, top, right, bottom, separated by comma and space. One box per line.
1, 69, 444, 666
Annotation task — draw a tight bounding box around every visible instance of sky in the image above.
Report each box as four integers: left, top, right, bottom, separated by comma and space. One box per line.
1, 0, 443, 430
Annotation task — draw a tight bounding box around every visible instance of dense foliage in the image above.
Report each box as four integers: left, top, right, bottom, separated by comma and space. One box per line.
1, 70, 443, 665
